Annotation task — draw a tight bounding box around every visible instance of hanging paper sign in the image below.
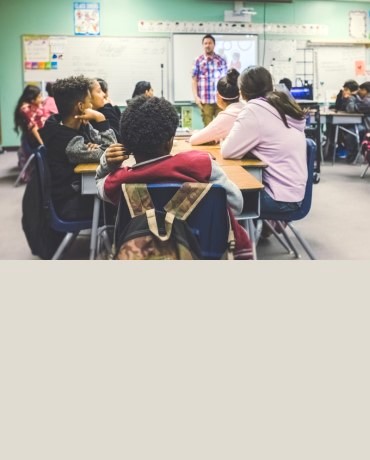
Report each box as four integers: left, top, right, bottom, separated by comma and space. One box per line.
74, 3, 100, 36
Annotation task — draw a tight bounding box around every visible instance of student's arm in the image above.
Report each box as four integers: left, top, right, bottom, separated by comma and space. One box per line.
190, 112, 226, 145
65, 117, 118, 164
96, 143, 128, 179
31, 126, 44, 146
348, 96, 370, 114
221, 109, 259, 159
208, 155, 243, 215
95, 143, 129, 203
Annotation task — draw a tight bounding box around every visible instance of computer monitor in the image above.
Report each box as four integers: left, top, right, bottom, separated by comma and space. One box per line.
291, 86, 313, 100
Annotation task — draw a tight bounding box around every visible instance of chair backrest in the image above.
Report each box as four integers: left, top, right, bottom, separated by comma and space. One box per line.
261, 137, 317, 221
115, 183, 230, 259
34, 145, 52, 211
34, 145, 92, 231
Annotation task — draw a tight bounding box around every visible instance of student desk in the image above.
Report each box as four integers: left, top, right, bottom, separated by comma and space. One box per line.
317, 110, 364, 164
172, 139, 267, 182
74, 156, 264, 260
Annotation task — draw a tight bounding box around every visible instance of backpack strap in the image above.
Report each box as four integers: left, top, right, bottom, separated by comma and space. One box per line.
146, 208, 175, 241
164, 182, 212, 220
122, 183, 154, 217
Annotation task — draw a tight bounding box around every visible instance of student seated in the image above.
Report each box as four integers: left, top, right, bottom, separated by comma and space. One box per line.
332, 79, 362, 163
279, 78, 292, 92
39, 75, 117, 220
131, 81, 154, 98
335, 79, 359, 111
89, 78, 122, 143
95, 95, 252, 258
221, 66, 307, 219
189, 68, 244, 146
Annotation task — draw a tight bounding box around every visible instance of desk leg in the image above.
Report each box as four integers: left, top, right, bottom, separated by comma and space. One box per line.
332, 126, 339, 165
89, 196, 101, 260
246, 219, 257, 260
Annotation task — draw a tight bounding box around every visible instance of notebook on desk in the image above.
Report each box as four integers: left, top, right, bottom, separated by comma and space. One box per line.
175, 127, 192, 138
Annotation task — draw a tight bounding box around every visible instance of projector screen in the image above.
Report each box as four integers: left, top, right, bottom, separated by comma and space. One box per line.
172, 33, 258, 103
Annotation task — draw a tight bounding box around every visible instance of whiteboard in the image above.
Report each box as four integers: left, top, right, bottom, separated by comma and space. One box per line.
314, 46, 367, 101
172, 33, 258, 102
23, 35, 170, 106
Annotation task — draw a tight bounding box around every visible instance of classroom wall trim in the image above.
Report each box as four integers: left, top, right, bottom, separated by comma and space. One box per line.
138, 20, 329, 36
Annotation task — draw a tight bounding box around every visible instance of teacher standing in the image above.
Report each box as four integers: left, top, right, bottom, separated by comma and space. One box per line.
192, 34, 227, 127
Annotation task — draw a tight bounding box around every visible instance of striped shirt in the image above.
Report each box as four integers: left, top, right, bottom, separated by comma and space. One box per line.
192, 53, 227, 104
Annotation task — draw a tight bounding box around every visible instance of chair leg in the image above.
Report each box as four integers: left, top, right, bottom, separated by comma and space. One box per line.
52, 232, 79, 260
361, 164, 369, 178
272, 221, 301, 258
286, 222, 316, 260
246, 219, 257, 260
97, 225, 113, 257
14, 153, 35, 187
262, 220, 293, 254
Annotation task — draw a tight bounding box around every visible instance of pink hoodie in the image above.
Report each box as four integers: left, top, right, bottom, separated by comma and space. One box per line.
221, 98, 307, 202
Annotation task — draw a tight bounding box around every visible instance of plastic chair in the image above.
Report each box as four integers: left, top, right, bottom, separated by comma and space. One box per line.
34, 145, 99, 260
114, 183, 232, 260
260, 138, 317, 260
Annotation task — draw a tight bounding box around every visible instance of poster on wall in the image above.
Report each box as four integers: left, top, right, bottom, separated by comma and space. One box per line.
74, 2, 100, 36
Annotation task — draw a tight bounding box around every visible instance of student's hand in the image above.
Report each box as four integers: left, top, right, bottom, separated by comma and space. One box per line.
342, 88, 352, 98
86, 142, 99, 151
75, 108, 106, 123
105, 143, 129, 166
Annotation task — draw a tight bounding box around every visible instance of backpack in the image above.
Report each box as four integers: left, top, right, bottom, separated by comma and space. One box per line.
113, 183, 236, 260
21, 160, 65, 260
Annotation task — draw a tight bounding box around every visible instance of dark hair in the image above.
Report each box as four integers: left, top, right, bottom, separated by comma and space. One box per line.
202, 34, 215, 45
217, 68, 240, 104
359, 81, 370, 93
45, 82, 55, 97
120, 96, 179, 156
279, 78, 292, 91
96, 78, 108, 94
343, 80, 359, 92
239, 66, 273, 100
14, 84, 41, 134
132, 81, 151, 98
239, 66, 305, 128
53, 75, 91, 118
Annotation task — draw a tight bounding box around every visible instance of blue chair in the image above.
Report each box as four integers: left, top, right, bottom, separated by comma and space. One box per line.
34, 145, 98, 260
260, 138, 317, 260
114, 183, 233, 260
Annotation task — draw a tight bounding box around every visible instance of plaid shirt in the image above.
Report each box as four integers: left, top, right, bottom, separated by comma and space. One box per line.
192, 53, 227, 104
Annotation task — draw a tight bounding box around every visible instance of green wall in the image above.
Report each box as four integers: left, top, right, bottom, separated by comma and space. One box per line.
1, 0, 369, 146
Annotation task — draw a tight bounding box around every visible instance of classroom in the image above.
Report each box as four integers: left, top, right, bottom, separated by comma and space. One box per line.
1, 0, 370, 260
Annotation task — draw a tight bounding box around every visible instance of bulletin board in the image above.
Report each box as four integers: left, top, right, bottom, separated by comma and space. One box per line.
22, 35, 170, 106
172, 33, 258, 102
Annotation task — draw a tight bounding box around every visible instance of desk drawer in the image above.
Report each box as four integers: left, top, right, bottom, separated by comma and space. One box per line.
331, 115, 363, 124
81, 173, 97, 195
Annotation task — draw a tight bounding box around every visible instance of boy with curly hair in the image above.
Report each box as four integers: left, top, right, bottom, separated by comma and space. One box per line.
39, 75, 117, 220
95, 95, 252, 259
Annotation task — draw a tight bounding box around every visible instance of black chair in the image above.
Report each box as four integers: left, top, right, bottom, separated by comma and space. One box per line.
260, 138, 317, 260
34, 145, 98, 259
114, 183, 233, 260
